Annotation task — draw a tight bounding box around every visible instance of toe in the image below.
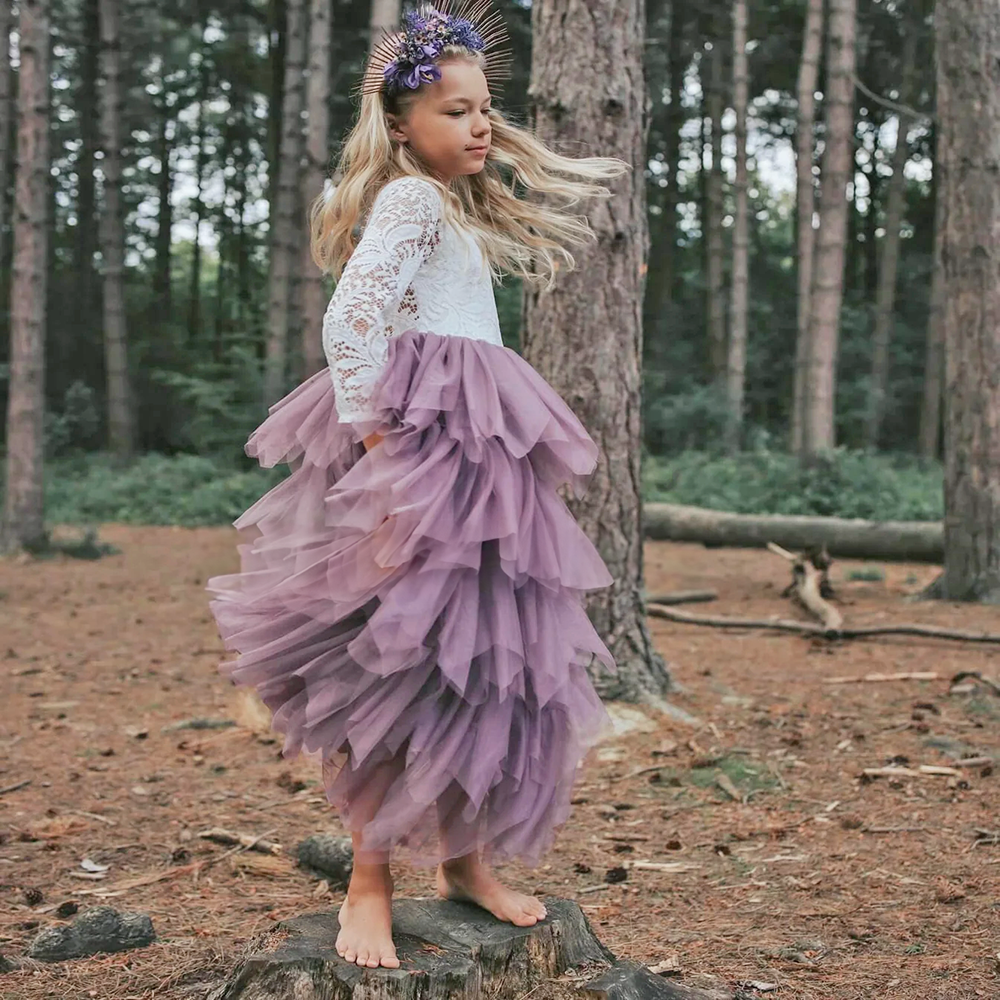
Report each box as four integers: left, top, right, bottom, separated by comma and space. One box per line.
354, 949, 369, 966
342, 947, 356, 963
382, 950, 401, 969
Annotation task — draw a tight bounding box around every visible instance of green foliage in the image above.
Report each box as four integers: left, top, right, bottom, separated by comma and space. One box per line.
44, 453, 284, 527
644, 381, 731, 454
22, 527, 121, 561
149, 345, 268, 459
846, 567, 886, 582
45, 381, 102, 458
644, 448, 943, 522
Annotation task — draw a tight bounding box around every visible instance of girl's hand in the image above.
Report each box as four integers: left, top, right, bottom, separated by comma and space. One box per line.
363, 430, 384, 451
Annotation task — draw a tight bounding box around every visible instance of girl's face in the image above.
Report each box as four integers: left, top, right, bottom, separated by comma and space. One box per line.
388, 60, 493, 184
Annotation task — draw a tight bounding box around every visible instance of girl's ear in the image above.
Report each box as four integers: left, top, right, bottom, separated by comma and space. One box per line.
386, 114, 408, 144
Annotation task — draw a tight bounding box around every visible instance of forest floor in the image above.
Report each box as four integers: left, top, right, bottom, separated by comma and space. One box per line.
1, 525, 998, 1000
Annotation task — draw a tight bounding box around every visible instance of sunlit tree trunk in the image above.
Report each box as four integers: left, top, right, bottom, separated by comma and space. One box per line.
802, 0, 856, 455
790, 0, 822, 454
933, 0, 1000, 602
369, 0, 400, 48
98, 0, 134, 459
301, 0, 332, 378
2, 0, 50, 554
725, 0, 748, 453
524, 0, 671, 702
704, 8, 726, 380
865, 26, 917, 450
264, 0, 307, 403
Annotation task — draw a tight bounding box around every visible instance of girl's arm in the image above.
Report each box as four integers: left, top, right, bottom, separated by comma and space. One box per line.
322, 175, 442, 426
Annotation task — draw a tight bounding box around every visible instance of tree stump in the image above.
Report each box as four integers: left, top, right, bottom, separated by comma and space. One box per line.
211, 896, 616, 1000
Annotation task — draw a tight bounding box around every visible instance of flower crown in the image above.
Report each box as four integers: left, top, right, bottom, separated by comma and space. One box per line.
360, 1, 513, 98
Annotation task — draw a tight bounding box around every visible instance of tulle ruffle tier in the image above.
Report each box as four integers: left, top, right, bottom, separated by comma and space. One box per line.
206, 328, 617, 868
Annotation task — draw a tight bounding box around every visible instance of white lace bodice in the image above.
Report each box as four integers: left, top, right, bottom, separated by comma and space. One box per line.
321, 175, 504, 423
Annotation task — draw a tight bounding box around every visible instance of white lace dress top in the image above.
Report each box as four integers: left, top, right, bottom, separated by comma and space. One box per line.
321, 175, 503, 424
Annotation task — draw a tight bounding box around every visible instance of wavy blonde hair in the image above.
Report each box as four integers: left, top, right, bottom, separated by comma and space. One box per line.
309, 46, 630, 291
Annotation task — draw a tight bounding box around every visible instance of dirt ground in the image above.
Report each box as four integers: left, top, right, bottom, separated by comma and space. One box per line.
1, 524, 998, 1000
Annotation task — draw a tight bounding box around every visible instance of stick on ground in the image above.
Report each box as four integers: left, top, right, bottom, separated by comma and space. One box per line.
647, 604, 1000, 645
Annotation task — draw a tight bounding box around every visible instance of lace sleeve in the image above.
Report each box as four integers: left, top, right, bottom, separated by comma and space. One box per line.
322, 176, 442, 423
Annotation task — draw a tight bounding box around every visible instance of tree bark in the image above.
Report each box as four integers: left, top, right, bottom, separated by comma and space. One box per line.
0, 0, 10, 280
865, 25, 917, 450
704, 8, 726, 381
524, 0, 671, 702
2, 0, 50, 554
300, 0, 332, 379
644, 502, 943, 563
919, 136, 945, 461
98, 0, 135, 460
725, 0, 748, 454
790, 0, 823, 454
264, 0, 307, 404
153, 88, 174, 319
211, 898, 657, 1000
189, 25, 209, 347
661, 0, 685, 303
802, 0, 856, 456
933, 0, 1000, 602
368, 0, 400, 49
74, 0, 100, 371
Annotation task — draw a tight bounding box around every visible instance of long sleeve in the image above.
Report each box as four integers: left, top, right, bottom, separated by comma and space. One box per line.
322, 176, 442, 424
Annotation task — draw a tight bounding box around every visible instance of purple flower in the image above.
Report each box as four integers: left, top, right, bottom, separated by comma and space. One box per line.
382, 5, 488, 92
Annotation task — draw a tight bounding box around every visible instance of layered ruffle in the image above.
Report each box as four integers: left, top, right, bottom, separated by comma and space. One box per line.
206, 329, 617, 868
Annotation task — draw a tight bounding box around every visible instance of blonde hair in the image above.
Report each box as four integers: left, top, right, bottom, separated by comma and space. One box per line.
309, 46, 630, 290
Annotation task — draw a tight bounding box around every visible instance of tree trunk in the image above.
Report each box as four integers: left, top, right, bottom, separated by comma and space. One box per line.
919, 159, 945, 461
524, 0, 671, 703
704, 8, 726, 381
189, 24, 209, 346
264, 0, 307, 404
153, 90, 174, 319
212, 899, 610, 999
2, 0, 50, 554
802, 0, 857, 456
300, 0, 332, 379
0, 0, 10, 280
933, 0, 1000, 602
98, 0, 134, 460
266, 0, 286, 219
725, 0, 748, 454
660, 0, 685, 303
865, 26, 917, 450
368, 0, 400, 49
74, 0, 100, 373
644, 502, 943, 563
790, 0, 823, 454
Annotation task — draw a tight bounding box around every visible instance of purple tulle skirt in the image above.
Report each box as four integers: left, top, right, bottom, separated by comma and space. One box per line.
206, 328, 617, 869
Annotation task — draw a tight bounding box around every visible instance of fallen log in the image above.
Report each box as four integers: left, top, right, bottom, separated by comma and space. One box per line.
209, 897, 731, 1000
644, 503, 943, 563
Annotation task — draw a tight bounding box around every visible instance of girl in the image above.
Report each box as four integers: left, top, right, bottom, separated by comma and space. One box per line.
207, 0, 628, 973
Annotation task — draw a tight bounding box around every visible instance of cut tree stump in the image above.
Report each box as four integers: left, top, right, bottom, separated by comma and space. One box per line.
644, 502, 943, 563
208, 896, 731, 1000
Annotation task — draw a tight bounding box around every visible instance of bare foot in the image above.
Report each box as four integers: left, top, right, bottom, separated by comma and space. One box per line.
335, 865, 400, 969
436, 854, 547, 926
